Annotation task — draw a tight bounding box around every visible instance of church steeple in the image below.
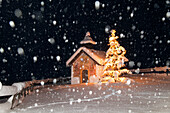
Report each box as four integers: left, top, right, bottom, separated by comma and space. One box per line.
80, 32, 97, 49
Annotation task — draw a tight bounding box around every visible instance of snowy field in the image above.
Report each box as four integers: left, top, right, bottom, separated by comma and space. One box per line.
1, 73, 170, 113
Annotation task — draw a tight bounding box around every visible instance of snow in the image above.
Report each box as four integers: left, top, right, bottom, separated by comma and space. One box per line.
12, 82, 25, 92
5, 73, 169, 113
41, 1, 44, 6
65, 39, 68, 43
129, 61, 135, 68
162, 17, 165, 21
135, 68, 140, 74
48, 38, 55, 44
31, 14, 35, 19
7, 47, 11, 50
140, 30, 144, 34
130, 12, 134, 17
167, 40, 170, 44
105, 25, 110, 33
77, 98, 81, 103
52, 20, 57, 25
0, 47, 4, 53
63, 35, 66, 40
33, 56, 38, 62
0, 0, 169, 112
127, 6, 130, 10
0, 86, 17, 96
119, 16, 122, 20
0, 73, 170, 113
56, 56, 60, 61
2, 59, 7, 63
40, 81, 45, 86
34, 103, 38, 107
53, 79, 57, 84
0, 82, 2, 90
9, 21, 15, 28
95, 1, 100, 10
17, 47, 24, 55
125, 79, 131, 85
0, 102, 11, 113
137, 62, 141, 67
120, 33, 125, 38
14, 9, 22, 18
166, 0, 170, 4
71, 77, 80, 84
155, 60, 159, 64
89, 91, 92, 95
116, 90, 121, 94
166, 12, 170, 18
102, 4, 105, 8
131, 25, 136, 30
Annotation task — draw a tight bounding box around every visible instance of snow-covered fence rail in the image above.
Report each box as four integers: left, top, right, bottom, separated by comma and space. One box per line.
130, 66, 169, 74
11, 77, 71, 109
154, 66, 169, 72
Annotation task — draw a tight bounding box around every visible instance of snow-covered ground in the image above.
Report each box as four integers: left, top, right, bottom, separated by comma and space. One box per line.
1, 73, 170, 113
0, 86, 17, 97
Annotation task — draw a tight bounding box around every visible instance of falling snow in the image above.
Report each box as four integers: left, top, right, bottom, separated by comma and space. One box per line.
14, 9, 22, 18
9, 21, 15, 28
33, 56, 38, 62
0, 2, 169, 112
95, 1, 100, 10
48, 38, 55, 44
0, 47, 4, 53
17, 47, 24, 55
56, 56, 61, 61
166, 12, 170, 18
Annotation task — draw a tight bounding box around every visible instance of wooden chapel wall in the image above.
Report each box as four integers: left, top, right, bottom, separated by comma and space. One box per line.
72, 52, 96, 83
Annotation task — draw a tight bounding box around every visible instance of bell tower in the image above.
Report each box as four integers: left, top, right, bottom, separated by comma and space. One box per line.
80, 32, 97, 49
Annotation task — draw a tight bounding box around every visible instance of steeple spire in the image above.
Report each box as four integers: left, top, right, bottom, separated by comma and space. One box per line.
80, 32, 97, 49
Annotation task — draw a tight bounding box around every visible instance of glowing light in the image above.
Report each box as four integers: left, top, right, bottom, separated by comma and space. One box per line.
102, 29, 131, 82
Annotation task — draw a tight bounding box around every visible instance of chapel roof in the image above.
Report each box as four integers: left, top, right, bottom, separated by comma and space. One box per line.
66, 47, 105, 67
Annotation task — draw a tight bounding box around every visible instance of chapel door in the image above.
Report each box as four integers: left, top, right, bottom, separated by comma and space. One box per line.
82, 70, 88, 83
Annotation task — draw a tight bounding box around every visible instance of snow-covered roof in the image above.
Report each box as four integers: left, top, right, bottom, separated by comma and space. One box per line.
66, 47, 106, 66
80, 32, 97, 45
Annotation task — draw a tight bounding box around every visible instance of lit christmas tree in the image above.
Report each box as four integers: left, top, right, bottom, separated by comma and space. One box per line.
101, 30, 131, 82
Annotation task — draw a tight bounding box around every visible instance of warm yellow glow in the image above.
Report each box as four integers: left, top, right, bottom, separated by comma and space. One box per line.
119, 77, 126, 82
102, 29, 131, 82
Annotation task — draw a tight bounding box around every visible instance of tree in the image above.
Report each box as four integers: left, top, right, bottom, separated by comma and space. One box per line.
102, 30, 131, 82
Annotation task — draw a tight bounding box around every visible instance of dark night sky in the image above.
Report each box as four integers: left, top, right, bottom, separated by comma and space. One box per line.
0, 0, 169, 85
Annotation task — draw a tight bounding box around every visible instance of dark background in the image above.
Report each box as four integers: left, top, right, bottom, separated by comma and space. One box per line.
0, 0, 169, 85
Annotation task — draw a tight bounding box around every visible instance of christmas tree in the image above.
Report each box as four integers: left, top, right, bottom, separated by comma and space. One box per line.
102, 30, 131, 82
